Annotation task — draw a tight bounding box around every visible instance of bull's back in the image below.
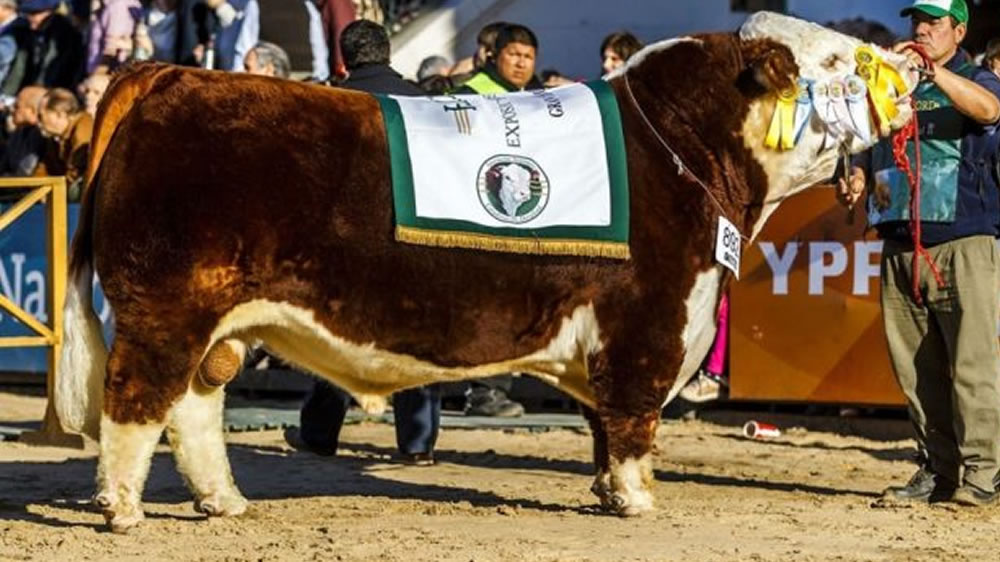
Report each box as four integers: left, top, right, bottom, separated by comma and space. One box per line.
94, 67, 394, 308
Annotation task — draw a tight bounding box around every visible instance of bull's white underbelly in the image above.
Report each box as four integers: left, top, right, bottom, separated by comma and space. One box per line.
207, 300, 604, 410
664, 267, 723, 404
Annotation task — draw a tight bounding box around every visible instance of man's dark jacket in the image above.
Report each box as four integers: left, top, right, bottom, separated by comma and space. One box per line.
339, 62, 423, 96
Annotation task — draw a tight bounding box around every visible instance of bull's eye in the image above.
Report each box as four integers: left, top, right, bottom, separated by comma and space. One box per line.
821, 54, 844, 70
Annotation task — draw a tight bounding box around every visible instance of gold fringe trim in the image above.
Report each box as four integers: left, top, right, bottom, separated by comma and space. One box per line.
396, 226, 630, 260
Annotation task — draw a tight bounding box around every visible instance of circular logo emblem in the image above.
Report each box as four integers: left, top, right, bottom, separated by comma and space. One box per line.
476, 155, 550, 224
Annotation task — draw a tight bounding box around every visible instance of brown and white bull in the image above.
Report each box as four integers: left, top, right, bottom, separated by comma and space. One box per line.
54, 12, 917, 532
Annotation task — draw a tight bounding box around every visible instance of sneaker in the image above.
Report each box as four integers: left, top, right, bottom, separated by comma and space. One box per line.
679, 371, 727, 403
464, 388, 525, 417
952, 483, 999, 507
882, 467, 955, 503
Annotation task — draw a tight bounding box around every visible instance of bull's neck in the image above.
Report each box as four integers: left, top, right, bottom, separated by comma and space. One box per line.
613, 72, 764, 239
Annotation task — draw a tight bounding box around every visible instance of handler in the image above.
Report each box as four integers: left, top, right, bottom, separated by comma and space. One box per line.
838, 0, 1000, 506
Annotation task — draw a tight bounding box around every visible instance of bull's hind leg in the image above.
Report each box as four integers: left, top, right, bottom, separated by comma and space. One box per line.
166, 340, 248, 518
95, 337, 196, 533
95, 415, 165, 532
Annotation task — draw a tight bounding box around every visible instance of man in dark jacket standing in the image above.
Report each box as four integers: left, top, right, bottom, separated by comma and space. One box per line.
292, 19, 441, 466
839, 0, 1000, 506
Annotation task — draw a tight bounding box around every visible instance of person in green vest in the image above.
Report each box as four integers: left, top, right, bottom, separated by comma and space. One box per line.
451, 23, 541, 417
455, 23, 542, 96
839, 0, 1000, 506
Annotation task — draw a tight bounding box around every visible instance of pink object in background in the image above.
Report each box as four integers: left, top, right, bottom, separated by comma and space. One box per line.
704, 293, 728, 375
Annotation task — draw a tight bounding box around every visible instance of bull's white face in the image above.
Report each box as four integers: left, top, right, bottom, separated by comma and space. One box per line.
740, 12, 920, 238
498, 163, 532, 217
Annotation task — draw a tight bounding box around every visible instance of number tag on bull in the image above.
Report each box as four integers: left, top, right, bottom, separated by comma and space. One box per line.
715, 216, 742, 279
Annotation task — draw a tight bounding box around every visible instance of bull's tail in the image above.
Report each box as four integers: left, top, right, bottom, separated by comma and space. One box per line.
54, 254, 107, 439
56, 63, 172, 438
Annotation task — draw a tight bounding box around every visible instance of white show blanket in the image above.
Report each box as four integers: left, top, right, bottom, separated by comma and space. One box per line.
390, 83, 613, 228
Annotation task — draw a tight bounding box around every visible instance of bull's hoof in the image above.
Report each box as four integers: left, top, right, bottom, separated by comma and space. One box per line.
195, 492, 248, 517
108, 510, 146, 534
590, 473, 613, 508
93, 492, 113, 510
590, 482, 612, 507
94, 491, 146, 533
95, 494, 145, 533
606, 492, 655, 518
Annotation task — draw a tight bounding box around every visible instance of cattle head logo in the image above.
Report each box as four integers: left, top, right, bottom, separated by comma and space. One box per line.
477, 155, 549, 224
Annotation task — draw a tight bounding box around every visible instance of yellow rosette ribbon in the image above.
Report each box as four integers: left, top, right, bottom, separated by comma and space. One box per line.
856, 45, 908, 137
765, 85, 799, 151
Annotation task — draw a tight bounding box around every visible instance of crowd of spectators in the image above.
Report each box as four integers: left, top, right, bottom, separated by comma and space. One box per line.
0, 0, 430, 198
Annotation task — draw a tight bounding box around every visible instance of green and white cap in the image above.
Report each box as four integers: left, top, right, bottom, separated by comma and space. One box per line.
900, 0, 969, 24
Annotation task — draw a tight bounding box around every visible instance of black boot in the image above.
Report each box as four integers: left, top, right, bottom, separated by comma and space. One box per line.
883, 466, 955, 503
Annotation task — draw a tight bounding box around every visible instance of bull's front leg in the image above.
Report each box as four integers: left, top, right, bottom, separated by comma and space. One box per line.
580, 406, 613, 508
602, 411, 659, 516
586, 350, 664, 517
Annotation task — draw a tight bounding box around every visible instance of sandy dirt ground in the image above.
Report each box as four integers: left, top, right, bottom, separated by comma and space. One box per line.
2, 391, 999, 562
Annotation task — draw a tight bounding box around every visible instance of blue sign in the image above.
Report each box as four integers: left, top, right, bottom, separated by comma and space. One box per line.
0, 203, 111, 373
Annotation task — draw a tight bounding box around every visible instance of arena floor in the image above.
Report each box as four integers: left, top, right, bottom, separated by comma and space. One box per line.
1, 391, 997, 562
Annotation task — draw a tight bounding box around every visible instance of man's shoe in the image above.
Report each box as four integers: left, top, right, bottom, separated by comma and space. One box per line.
464, 388, 525, 417
399, 452, 435, 466
882, 467, 955, 503
679, 371, 727, 403
283, 427, 337, 456
952, 483, 999, 507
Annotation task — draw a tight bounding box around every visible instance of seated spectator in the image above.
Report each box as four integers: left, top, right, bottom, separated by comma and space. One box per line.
599, 30, 642, 77
79, 72, 111, 118
35, 88, 92, 201
20, 0, 85, 89
417, 54, 449, 81
243, 41, 291, 78
136, 0, 179, 63
416, 54, 451, 93
0, 85, 46, 176
86, 0, 143, 74
0, 0, 30, 100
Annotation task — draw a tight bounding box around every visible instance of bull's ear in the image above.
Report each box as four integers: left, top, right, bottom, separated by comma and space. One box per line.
739, 38, 798, 95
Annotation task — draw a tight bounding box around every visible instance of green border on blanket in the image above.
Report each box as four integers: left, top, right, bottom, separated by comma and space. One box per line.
377, 81, 630, 258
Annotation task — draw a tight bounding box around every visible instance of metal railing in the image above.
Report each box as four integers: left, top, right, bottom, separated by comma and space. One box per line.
0, 177, 83, 447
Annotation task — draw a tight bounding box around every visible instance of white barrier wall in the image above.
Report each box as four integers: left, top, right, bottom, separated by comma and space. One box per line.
392, 0, 912, 81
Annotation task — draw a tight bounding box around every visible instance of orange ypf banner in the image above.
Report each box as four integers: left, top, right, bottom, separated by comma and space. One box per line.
729, 187, 904, 405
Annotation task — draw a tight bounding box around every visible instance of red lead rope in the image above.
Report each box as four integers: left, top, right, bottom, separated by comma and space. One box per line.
889, 45, 945, 306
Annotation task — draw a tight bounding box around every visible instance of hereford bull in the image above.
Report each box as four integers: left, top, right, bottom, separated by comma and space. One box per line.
54, 12, 917, 532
